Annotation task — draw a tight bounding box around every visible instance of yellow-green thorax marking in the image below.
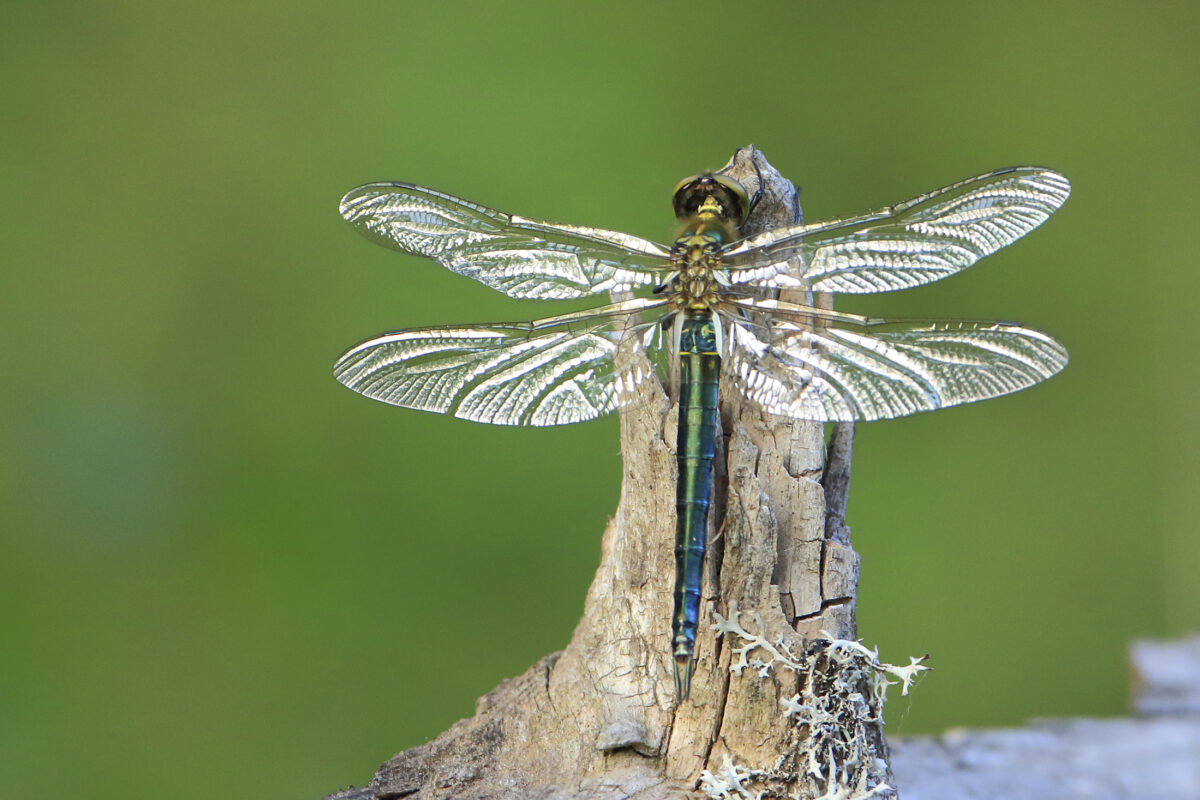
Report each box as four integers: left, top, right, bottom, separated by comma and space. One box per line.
666, 173, 751, 699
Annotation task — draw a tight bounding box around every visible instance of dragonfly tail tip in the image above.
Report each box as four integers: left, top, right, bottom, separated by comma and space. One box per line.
673, 655, 694, 700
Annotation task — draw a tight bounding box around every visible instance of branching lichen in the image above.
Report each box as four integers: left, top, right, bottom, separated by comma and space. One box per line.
700, 602, 930, 799
698, 756, 771, 800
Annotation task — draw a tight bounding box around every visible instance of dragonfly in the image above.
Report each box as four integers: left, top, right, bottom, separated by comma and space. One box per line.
333, 164, 1070, 698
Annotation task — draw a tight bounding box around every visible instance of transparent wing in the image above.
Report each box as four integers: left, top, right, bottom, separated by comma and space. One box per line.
720, 299, 1067, 421
334, 299, 669, 426
723, 167, 1070, 294
340, 183, 673, 300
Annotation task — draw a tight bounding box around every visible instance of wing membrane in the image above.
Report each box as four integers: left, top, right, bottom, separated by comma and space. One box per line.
721, 301, 1067, 421
335, 300, 668, 426
723, 167, 1070, 294
340, 183, 672, 300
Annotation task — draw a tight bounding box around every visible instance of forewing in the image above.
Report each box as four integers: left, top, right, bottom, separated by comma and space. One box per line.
723, 167, 1070, 294
334, 303, 667, 426
340, 183, 672, 300
723, 309, 1067, 421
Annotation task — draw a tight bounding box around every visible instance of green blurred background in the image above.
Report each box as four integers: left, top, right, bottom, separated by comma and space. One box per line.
3, 1, 1197, 797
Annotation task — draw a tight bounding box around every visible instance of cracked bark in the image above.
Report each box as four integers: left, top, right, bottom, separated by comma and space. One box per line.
323, 147, 884, 800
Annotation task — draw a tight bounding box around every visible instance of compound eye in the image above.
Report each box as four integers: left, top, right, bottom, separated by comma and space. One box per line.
673, 173, 705, 197
671, 174, 712, 220
709, 174, 751, 223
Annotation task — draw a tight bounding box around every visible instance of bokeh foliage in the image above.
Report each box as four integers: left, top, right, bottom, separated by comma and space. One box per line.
3, 2, 1198, 798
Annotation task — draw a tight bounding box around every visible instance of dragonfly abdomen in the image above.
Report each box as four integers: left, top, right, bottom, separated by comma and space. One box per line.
672, 312, 721, 699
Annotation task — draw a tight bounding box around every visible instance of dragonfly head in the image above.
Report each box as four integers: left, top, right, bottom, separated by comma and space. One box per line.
672, 172, 752, 228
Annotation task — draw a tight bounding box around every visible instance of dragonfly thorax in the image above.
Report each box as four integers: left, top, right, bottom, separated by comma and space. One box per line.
669, 177, 745, 310
670, 232, 727, 310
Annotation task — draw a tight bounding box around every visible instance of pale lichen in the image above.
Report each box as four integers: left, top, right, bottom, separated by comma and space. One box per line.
698, 756, 770, 800
699, 602, 929, 800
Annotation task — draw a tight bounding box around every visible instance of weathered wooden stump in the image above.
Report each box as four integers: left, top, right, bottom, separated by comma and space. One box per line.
324, 147, 913, 800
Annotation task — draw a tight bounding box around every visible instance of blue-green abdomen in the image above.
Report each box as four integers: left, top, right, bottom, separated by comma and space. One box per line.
672, 312, 720, 698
